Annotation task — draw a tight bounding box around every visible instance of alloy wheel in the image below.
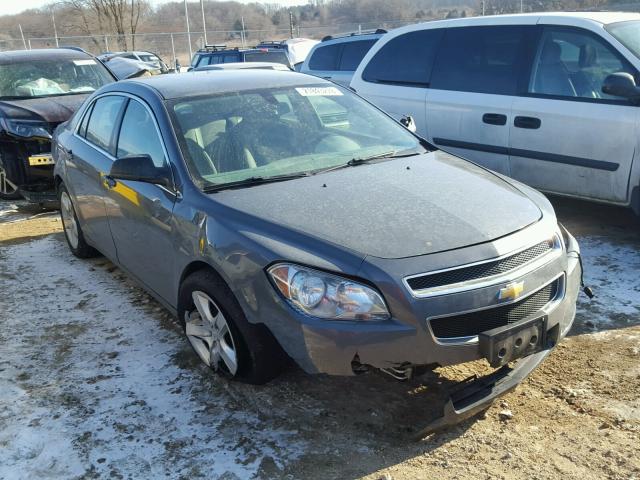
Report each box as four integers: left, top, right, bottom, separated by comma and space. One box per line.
60, 191, 79, 249
185, 290, 239, 375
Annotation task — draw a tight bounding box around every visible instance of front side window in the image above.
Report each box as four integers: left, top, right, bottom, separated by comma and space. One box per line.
117, 100, 166, 167
362, 29, 443, 86
0, 58, 114, 99
308, 44, 342, 71
338, 40, 376, 71
529, 27, 636, 101
169, 85, 424, 190
430, 26, 530, 95
85, 95, 126, 154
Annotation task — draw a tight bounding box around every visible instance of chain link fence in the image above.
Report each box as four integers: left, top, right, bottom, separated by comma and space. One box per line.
0, 19, 413, 68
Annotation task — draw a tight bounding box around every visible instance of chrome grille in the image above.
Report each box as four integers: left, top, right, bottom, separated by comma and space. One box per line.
429, 280, 559, 340
406, 239, 555, 293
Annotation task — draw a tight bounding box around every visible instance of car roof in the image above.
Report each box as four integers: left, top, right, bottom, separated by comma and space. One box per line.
390, 11, 640, 31
125, 70, 328, 100
320, 32, 385, 45
195, 62, 291, 71
0, 48, 94, 64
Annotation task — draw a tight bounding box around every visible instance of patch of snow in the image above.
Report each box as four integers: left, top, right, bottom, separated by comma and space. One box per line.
0, 236, 305, 479
575, 235, 640, 331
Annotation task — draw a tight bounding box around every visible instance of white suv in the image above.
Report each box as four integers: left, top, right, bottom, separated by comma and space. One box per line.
350, 13, 640, 214
300, 30, 385, 86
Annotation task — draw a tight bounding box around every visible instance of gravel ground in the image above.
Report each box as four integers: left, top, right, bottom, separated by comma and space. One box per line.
0, 196, 638, 480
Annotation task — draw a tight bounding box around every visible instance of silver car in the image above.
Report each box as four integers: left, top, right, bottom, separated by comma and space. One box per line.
52, 71, 583, 433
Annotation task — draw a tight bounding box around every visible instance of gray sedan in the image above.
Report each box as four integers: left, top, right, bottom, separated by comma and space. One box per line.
52, 71, 583, 433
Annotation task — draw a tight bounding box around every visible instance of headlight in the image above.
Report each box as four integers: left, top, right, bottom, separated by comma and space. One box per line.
0, 119, 51, 140
267, 263, 390, 321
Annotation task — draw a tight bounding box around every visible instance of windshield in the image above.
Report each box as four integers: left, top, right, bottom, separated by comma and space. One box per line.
169, 84, 424, 190
607, 21, 640, 59
0, 58, 113, 99
245, 51, 290, 66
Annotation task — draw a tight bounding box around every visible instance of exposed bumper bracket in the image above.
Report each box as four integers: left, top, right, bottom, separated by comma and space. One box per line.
414, 348, 551, 439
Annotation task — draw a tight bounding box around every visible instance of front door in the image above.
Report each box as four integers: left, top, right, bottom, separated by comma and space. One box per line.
103, 97, 177, 302
509, 26, 639, 203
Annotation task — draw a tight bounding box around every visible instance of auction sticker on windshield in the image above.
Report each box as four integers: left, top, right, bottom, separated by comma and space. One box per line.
73, 59, 97, 66
295, 87, 343, 96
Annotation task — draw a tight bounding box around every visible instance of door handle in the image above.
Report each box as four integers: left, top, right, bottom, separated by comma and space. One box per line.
514, 116, 541, 129
482, 113, 507, 126
104, 175, 117, 189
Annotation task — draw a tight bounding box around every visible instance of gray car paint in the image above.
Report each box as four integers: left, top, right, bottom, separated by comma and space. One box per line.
53, 71, 581, 376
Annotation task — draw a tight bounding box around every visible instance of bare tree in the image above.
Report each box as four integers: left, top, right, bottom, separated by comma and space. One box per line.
62, 0, 148, 51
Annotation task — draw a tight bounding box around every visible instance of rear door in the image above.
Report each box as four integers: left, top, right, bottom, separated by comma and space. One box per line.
66, 95, 127, 260
356, 29, 444, 135
103, 96, 177, 301
426, 25, 536, 176
509, 25, 639, 202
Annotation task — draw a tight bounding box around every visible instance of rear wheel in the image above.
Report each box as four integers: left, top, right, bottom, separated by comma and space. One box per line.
178, 269, 286, 384
58, 185, 98, 258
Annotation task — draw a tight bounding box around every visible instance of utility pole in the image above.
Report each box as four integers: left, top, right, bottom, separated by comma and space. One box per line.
200, 0, 207, 45
184, 0, 193, 61
51, 7, 59, 47
241, 16, 246, 48
18, 24, 27, 50
481, 0, 485, 15
289, 10, 294, 39
520, 0, 523, 13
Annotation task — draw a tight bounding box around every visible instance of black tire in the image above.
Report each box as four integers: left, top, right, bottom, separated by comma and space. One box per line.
58, 184, 99, 259
0, 149, 22, 200
178, 269, 287, 384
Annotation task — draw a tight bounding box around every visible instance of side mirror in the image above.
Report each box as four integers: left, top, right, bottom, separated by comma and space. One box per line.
109, 154, 172, 189
400, 115, 417, 133
602, 72, 640, 102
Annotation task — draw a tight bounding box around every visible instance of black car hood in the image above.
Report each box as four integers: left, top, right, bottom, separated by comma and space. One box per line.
211, 151, 543, 259
0, 94, 89, 123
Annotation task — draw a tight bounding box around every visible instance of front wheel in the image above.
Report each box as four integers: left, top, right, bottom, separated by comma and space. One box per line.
58, 185, 98, 258
178, 270, 287, 384
0, 160, 21, 200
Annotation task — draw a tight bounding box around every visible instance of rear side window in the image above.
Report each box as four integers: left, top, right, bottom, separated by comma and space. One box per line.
244, 51, 290, 65
308, 44, 342, 71
85, 96, 126, 155
362, 30, 443, 86
430, 26, 530, 95
223, 54, 240, 63
338, 40, 376, 71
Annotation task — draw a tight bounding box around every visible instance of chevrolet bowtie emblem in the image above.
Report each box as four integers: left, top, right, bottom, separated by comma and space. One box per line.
498, 281, 524, 301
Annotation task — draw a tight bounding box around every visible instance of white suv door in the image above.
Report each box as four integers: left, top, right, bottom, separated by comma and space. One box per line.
509, 26, 639, 203
350, 29, 443, 136
425, 25, 536, 176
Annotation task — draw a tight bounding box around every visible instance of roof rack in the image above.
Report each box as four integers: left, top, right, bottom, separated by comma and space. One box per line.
199, 44, 230, 52
321, 28, 387, 42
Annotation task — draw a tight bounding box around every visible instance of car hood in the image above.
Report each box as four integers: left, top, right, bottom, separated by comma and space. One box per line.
211, 151, 543, 259
0, 94, 89, 123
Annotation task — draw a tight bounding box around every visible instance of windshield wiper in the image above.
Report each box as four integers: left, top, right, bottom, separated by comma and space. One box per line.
313, 150, 422, 175
203, 172, 310, 193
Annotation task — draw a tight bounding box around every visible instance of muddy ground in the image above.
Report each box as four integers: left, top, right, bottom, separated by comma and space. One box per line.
0, 196, 638, 480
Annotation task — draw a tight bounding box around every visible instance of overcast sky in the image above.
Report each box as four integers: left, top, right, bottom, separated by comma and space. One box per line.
0, 0, 308, 16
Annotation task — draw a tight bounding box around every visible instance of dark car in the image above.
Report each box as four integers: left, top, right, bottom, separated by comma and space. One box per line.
189, 45, 292, 70
0, 48, 116, 201
53, 71, 582, 435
